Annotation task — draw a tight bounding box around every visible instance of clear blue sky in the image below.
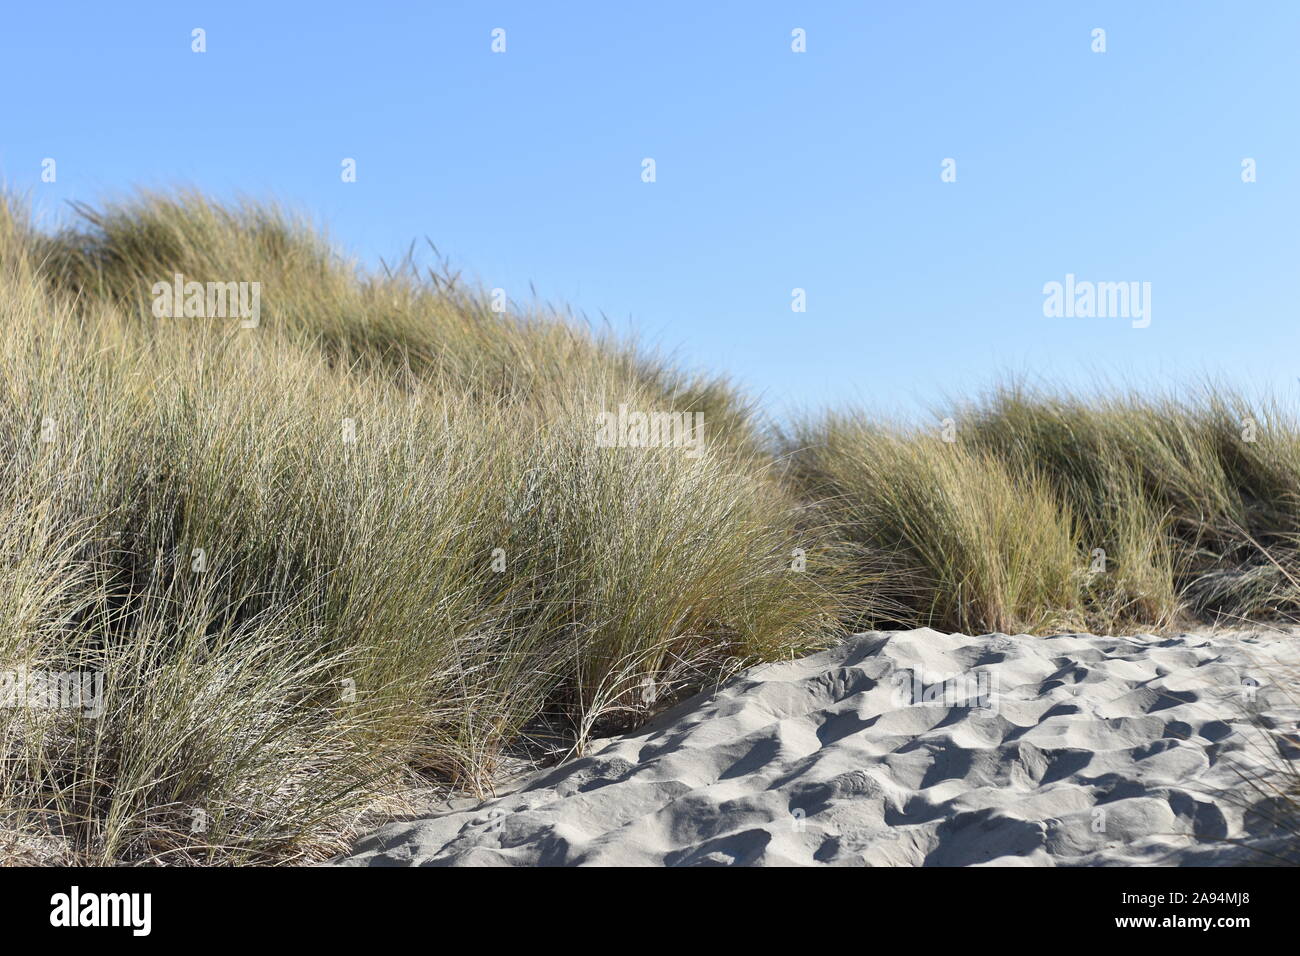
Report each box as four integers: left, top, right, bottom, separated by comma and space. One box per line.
4, 2, 1296, 418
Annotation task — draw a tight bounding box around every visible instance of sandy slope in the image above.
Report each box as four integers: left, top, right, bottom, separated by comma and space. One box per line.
337, 628, 1300, 866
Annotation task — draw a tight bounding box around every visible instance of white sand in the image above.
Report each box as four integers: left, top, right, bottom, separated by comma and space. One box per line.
337, 628, 1300, 866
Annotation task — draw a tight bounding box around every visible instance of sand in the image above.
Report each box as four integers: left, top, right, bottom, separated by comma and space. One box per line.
336, 628, 1300, 866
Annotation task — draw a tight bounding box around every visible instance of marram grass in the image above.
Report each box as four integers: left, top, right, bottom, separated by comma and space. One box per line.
0, 193, 850, 863
781, 382, 1300, 635
0, 192, 1296, 864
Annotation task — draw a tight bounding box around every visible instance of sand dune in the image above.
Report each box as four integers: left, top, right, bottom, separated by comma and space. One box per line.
337, 628, 1299, 866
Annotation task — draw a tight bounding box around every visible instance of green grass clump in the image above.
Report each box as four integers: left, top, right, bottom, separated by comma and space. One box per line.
3, 189, 1296, 865
782, 382, 1300, 635
781, 413, 1089, 635
0, 192, 852, 863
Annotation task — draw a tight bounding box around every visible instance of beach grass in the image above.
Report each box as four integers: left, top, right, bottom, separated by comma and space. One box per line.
1, 191, 1295, 863
0, 193, 850, 863
781, 383, 1300, 635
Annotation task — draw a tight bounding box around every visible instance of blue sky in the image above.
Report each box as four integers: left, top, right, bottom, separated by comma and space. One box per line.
4, 2, 1296, 417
